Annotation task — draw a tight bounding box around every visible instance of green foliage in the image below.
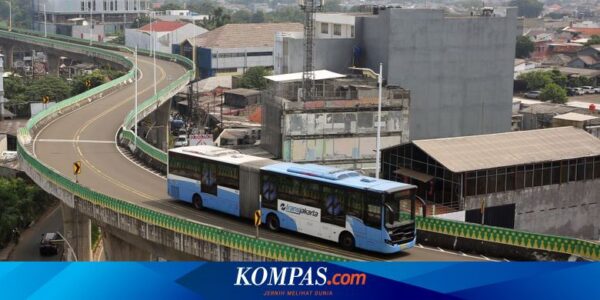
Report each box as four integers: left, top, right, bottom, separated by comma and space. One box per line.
0, 0, 32, 29
509, 0, 543, 18
0, 178, 56, 248
187, 0, 220, 15
545, 12, 568, 19
517, 71, 553, 90
540, 83, 567, 104
158, 2, 184, 11
111, 31, 125, 45
515, 36, 534, 59
323, 0, 343, 12
269, 6, 304, 23
131, 15, 151, 28
569, 76, 594, 87
238, 67, 270, 90
25, 76, 71, 103
548, 69, 568, 87
585, 35, 600, 46
3, 75, 27, 102
230, 9, 253, 23
201, 7, 231, 30
71, 69, 125, 95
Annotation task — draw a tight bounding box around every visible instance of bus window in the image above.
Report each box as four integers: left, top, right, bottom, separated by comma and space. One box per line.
364, 194, 382, 228
201, 161, 217, 195
346, 190, 363, 219
298, 181, 320, 208
261, 173, 278, 210
217, 162, 239, 189
322, 186, 345, 226
385, 190, 414, 228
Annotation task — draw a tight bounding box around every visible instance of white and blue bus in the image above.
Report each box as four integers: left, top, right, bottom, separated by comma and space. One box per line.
167, 145, 417, 254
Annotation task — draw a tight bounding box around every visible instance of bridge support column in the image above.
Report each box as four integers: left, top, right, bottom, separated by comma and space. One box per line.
157, 100, 170, 152
61, 203, 92, 261
47, 53, 60, 76
4, 44, 14, 70
102, 231, 153, 261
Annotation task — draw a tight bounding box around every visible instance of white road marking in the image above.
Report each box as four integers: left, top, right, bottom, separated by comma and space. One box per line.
37, 139, 115, 144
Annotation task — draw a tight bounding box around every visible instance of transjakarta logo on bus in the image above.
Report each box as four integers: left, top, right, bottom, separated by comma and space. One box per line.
234, 267, 366, 287
279, 201, 319, 218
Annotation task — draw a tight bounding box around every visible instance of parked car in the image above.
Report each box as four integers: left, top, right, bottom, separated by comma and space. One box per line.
174, 135, 188, 147
524, 90, 541, 99
571, 87, 586, 95
593, 87, 600, 94
580, 86, 595, 94
39, 232, 60, 256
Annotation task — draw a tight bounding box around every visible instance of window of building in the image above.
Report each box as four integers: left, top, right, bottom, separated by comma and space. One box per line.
351, 25, 355, 38
114, 0, 117, 10
333, 24, 342, 36
93, 0, 96, 11
110, 1, 113, 10
103, 1, 107, 10
82, 1, 85, 11
321, 22, 328, 34
125, 0, 128, 10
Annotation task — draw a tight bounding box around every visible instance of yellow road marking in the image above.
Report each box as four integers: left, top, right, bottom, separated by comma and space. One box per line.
72, 58, 168, 201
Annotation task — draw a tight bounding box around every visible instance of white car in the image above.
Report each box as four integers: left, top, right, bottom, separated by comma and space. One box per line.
174, 135, 188, 148
580, 86, 595, 94
572, 87, 586, 95
593, 87, 600, 94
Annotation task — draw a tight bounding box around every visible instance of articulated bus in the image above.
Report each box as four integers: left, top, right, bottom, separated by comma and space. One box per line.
167, 145, 417, 253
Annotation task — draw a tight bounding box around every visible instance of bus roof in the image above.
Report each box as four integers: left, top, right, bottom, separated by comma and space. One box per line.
169, 145, 266, 165
261, 163, 416, 193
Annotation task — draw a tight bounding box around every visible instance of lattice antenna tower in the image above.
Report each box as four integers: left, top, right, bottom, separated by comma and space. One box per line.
299, 0, 322, 102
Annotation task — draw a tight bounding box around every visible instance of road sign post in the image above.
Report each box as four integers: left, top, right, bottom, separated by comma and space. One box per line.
73, 161, 82, 183
254, 210, 261, 239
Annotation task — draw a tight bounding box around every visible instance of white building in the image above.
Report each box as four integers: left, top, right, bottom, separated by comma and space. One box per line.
315, 13, 356, 39
33, 0, 150, 37
181, 23, 303, 78
126, 20, 207, 54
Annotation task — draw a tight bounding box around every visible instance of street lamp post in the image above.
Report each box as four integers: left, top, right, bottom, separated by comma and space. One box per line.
8, 0, 12, 32
134, 45, 138, 147
43, 3, 47, 37
375, 62, 383, 179
55, 231, 78, 262
89, 0, 93, 46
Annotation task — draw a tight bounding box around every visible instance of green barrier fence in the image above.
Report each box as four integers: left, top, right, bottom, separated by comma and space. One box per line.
6, 29, 347, 261
415, 216, 600, 260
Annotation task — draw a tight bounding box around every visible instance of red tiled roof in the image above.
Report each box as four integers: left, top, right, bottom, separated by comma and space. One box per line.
565, 27, 600, 36
139, 21, 187, 32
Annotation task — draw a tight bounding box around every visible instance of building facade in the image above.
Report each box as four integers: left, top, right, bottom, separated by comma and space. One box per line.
125, 21, 206, 54
33, 0, 150, 38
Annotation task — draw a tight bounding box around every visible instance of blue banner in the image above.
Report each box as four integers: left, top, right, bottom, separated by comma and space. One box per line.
0, 262, 598, 299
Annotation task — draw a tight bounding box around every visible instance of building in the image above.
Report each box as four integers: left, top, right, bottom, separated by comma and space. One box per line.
125, 20, 206, 54
178, 23, 303, 78
155, 10, 208, 22
262, 70, 410, 171
223, 88, 261, 108
276, 7, 518, 140
33, 0, 150, 39
315, 13, 356, 39
381, 127, 600, 240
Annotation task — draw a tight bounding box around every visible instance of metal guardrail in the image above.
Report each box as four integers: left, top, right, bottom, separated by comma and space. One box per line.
8, 29, 347, 262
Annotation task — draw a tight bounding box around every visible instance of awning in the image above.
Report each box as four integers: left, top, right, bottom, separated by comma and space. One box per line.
394, 167, 434, 183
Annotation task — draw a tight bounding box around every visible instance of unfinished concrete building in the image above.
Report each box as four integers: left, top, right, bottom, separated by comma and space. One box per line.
262, 70, 410, 171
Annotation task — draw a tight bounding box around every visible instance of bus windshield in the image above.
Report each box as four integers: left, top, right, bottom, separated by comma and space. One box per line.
384, 190, 414, 228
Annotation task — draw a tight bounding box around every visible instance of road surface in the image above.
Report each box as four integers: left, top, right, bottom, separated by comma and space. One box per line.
8, 205, 63, 261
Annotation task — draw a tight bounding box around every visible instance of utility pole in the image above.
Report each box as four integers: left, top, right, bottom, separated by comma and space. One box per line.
8, 1, 11, 32
375, 63, 383, 179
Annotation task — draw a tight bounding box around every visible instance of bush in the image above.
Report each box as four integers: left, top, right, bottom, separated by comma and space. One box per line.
540, 83, 567, 104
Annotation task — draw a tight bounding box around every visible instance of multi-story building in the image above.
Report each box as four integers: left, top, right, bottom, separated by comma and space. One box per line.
275, 7, 518, 140
315, 13, 355, 39
33, 0, 150, 39
262, 70, 411, 171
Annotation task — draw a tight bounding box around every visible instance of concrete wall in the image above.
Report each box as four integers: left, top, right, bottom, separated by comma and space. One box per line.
277, 37, 355, 75
464, 179, 600, 240
357, 8, 517, 140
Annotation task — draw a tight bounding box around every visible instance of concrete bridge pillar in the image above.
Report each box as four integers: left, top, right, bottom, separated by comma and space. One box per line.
61, 203, 92, 261
102, 231, 153, 261
47, 53, 61, 76
157, 100, 170, 152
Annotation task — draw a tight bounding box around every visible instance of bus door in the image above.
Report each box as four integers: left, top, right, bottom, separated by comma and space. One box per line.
363, 193, 384, 245
345, 191, 367, 242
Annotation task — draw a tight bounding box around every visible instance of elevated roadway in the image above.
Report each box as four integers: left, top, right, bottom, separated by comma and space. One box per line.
30, 48, 484, 261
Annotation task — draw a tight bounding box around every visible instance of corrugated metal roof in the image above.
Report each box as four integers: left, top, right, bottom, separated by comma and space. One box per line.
265, 70, 346, 82
139, 21, 187, 32
554, 112, 599, 122
412, 127, 600, 173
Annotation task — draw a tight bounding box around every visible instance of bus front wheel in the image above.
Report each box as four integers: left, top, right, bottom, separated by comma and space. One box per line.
266, 214, 280, 231
339, 232, 355, 251
192, 194, 203, 210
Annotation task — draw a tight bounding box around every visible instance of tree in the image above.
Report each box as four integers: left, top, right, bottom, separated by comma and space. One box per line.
188, 0, 219, 15
585, 35, 600, 46
518, 71, 553, 90
251, 10, 266, 23
201, 7, 231, 30
509, 0, 543, 18
540, 83, 567, 104
158, 2, 184, 11
71, 69, 124, 95
323, 0, 342, 12
270, 6, 304, 23
3, 75, 27, 102
238, 67, 270, 90
231, 9, 252, 23
25, 76, 71, 103
515, 36, 534, 58
131, 15, 151, 28
549, 69, 568, 87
